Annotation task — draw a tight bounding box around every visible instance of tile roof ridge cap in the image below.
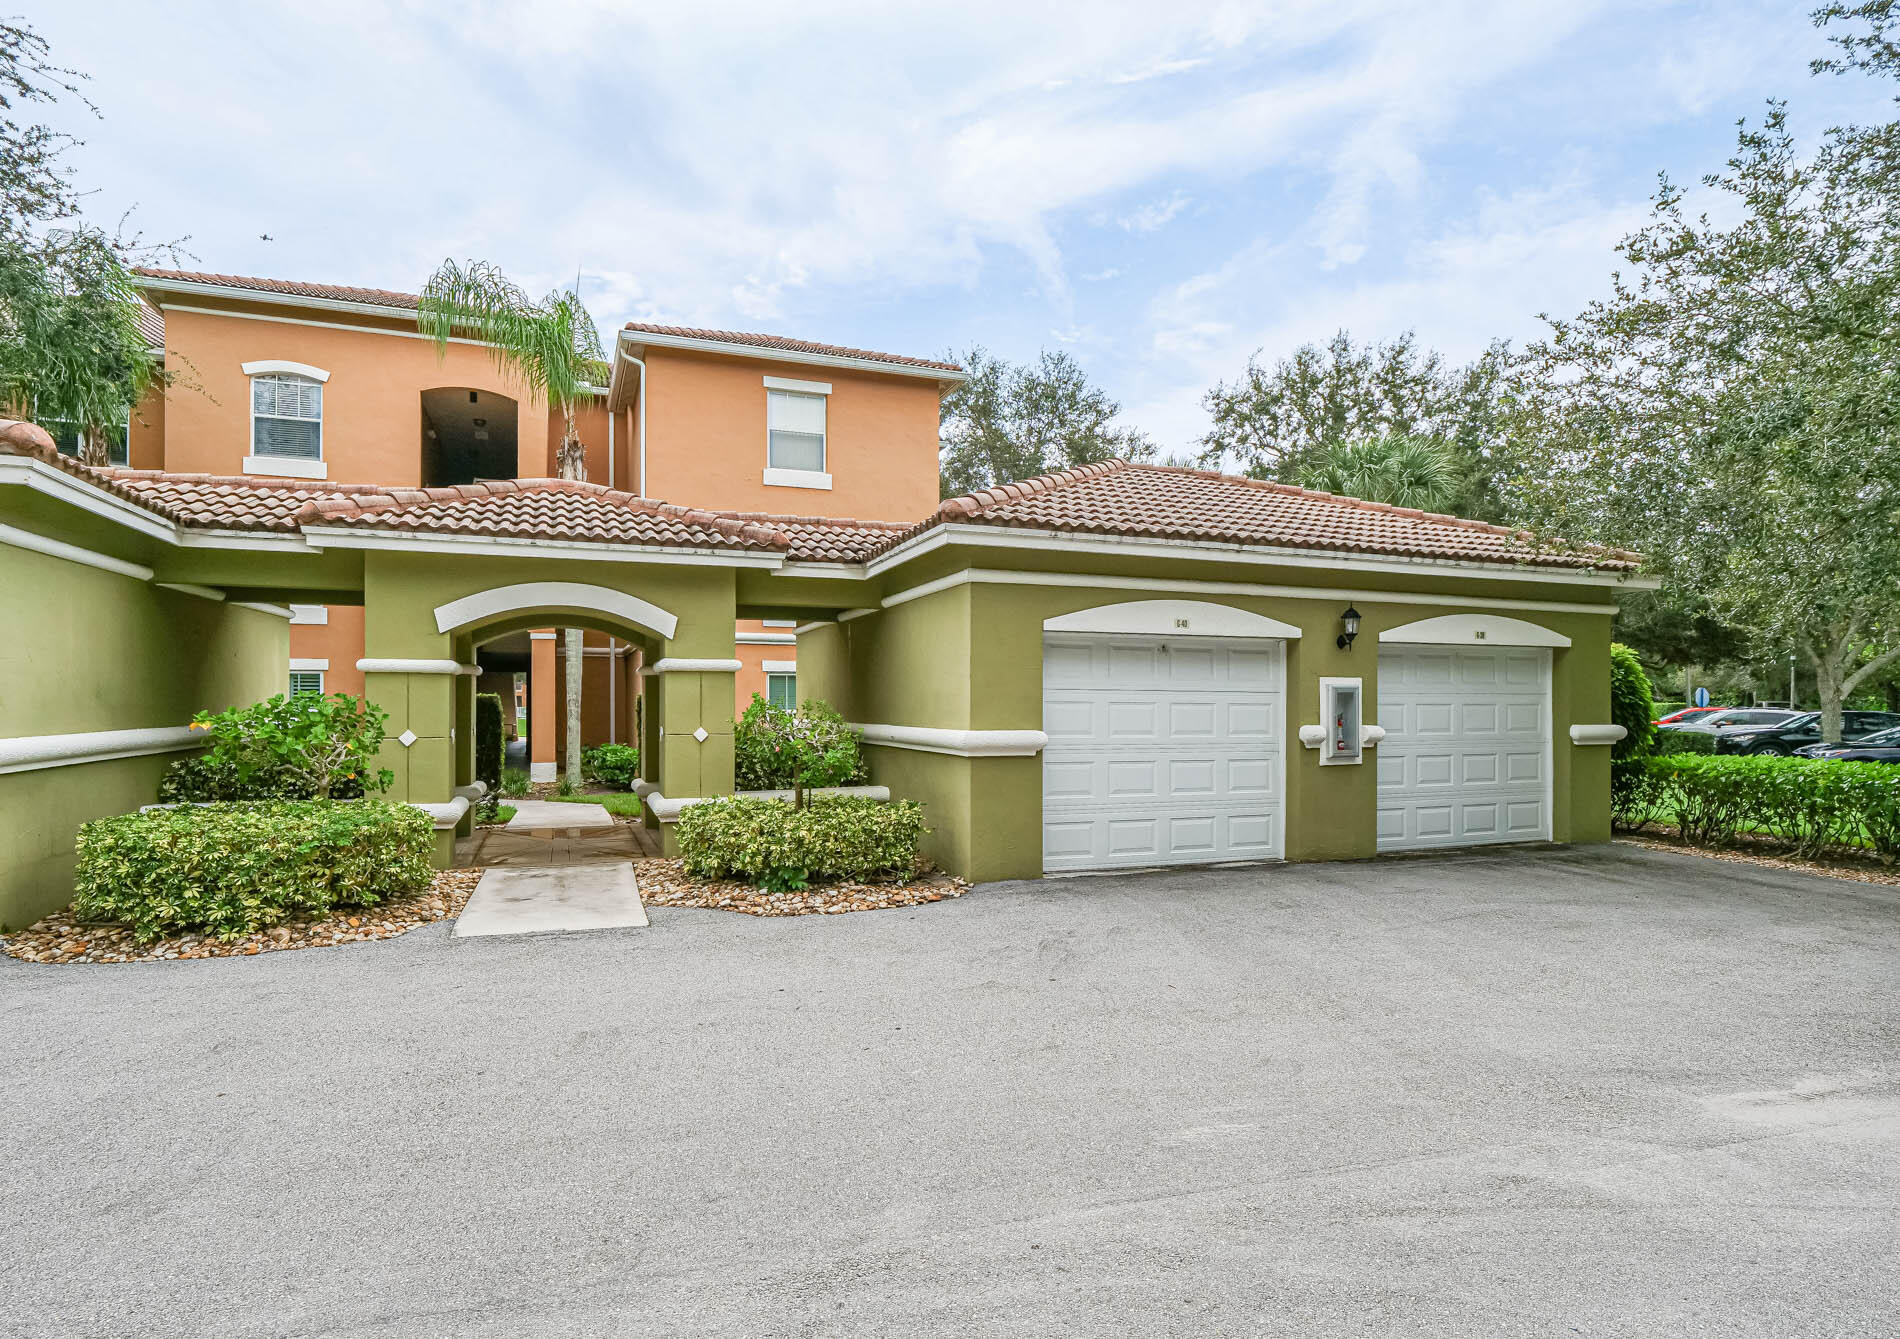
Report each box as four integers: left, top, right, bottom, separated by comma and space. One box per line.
716, 510, 915, 531
937, 457, 1129, 519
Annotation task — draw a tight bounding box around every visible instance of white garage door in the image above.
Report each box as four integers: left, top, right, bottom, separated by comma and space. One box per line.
1042, 634, 1284, 872
1377, 645, 1550, 851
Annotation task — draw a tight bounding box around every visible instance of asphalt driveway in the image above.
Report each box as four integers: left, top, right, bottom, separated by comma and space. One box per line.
4, 844, 1898, 1337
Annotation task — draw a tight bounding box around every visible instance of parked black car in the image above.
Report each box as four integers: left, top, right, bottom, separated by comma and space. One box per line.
1714, 710, 1900, 756
1795, 723, 1900, 763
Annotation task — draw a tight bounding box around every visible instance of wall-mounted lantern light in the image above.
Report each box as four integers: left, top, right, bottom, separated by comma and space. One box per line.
1337, 605, 1362, 651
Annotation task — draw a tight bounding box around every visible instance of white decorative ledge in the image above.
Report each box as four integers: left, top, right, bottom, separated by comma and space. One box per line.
643, 784, 893, 823
356, 658, 477, 675
851, 723, 1048, 757
1044, 598, 1303, 640
410, 795, 470, 830
241, 359, 330, 383
762, 467, 833, 491
1569, 724, 1629, 746
234, 602, 293, 618
761, 659, 797, 674
452, 781, 489, 804
643, 658, 743, 675
1379, 613, 1571, 648
1298, 723, 1386, 749
288, 658, 329, 672
0, 725, 201, 775
242, 455, 327, 481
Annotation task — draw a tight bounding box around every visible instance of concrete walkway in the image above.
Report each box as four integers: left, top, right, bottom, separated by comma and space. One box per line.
504, 799, 616, 831
453, 861, 647, 937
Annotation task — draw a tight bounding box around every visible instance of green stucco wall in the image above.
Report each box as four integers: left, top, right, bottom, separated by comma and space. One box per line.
822, 561, 1619, 883
0, 544, 288, 928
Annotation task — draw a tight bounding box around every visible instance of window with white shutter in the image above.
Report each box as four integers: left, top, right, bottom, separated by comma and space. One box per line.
251, 374, 323, 460
766, 390, 825, 472
288, 670, 324, 696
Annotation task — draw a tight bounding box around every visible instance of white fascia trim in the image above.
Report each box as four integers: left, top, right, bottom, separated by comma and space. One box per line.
288, 603, 329, 625
233, 602, 293, 618
644, 657, 743, 675
301, 526, 784, 569
0, 456, 177, 544
288, 658, 330, 672
735, 632, 797, 645
409, 794, 471, 830
1570, 724, 1629, 746
0, 520, 155, 580
773, 561, 866, 579
762, 659, 797, 673
620, 327, 968, 384
241, 359, 330, 383
0, 725, 201, 775
243, 455, 328, 481
864, 522, 1658, 590
156, 302, 493, 348
794, 621, 836, 635
356, 658, 476, 674
1043, 598, 1303, 640
852, 723, 1048, 757
139, 277, 414, 325
433, 582, 680, 639
155, 581, 224, 602
174, 529, 319, 552
837, 606, 879, 623
1379, 613, 1573, 648
763, 374, 831, 395
762, 467, 833, 491
881, 568, 1621, 618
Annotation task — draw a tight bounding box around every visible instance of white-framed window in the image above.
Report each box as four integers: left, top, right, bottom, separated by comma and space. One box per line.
45, 416, 130, 466
288, 669, 324, 697
766, 672, 796, 711
766, 389, 826, 473
251, 373, 323, 461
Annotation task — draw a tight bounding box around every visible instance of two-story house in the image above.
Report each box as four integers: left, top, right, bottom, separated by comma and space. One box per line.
117, 269, 962, 779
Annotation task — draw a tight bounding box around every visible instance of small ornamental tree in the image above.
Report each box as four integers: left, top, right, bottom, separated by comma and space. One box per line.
734, 695, 864, 807
1608, 642, 1657, 761
164, 693, 394, 801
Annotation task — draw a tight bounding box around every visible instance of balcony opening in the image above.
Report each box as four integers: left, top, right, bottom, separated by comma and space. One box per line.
420, 387, 517, 487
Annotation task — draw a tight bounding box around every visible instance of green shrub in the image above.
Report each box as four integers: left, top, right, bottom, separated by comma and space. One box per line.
1608, 643, 1656, 761
1623, 754, 1900, 863
1653, 729, 1717, 755
581, 743, 639, 789
73, 801, 434, 943
734, 695, 867, 796
475, 693, 504, 793
500, 767, 531, 798
158, 693, 393, 802
677, 795, 924, 889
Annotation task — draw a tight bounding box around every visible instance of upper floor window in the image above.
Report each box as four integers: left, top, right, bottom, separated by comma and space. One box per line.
766, 388, 826, 473
251, 373, 323, 460
47, 417, 130, 466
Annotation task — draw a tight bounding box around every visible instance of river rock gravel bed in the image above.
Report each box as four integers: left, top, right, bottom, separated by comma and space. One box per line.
635, 858, 968, 916
1, 868, 486, 966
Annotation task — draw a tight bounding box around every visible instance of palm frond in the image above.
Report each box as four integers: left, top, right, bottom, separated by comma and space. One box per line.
416, 259, 604, 413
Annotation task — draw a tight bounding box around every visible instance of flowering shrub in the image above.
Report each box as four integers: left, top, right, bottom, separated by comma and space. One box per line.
158, 693, 393, 802
74, 801, 433, 942
677, 795, 924, 890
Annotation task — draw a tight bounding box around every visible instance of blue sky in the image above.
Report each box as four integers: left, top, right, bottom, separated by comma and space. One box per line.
38, 1, 1899, 452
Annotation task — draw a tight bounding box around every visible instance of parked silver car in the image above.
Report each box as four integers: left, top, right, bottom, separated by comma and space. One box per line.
1658, 707, 1801, 736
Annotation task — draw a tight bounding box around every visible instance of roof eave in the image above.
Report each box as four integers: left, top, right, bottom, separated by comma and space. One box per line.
616, 326, 967, 385
135, 275, 418, 324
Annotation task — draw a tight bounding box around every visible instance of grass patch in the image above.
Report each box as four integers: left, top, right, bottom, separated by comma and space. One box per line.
550, 792, 644, 817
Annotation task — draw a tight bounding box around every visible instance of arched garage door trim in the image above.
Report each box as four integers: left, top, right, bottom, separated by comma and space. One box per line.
1043, 598, 1303, 639
432, 582, 679, 640
1379, 613, 1569, 648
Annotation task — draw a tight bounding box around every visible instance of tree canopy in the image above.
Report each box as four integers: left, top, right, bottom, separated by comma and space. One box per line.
938, 346, 1153, 498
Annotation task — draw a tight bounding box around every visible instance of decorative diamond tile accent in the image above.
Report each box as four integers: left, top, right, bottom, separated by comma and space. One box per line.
398, 729, 418, 748
693, 726, 709, 743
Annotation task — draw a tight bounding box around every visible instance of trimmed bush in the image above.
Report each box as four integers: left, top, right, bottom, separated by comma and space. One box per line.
1608, 643, 1656, 761
73, 801, 435, 942
476, 693, 504, 793
734, 695, 867, 796
677, 795, 924, 890
1617, 754, 1900, 863
581, 743, 639, 789
1653, 729, 1718, 755
158, 693, 393, 802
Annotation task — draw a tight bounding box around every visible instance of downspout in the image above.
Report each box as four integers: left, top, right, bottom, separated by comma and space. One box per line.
618, 346, 648, 498
607, 402, 615, 492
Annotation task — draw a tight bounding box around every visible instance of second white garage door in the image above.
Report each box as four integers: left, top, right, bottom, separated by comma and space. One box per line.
1042, 633, 1284, 872
1376, 644, 1551, 851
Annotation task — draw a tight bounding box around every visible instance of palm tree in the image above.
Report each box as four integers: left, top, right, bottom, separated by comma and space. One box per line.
1295, 434, 1463, 512
418, 260, 606, 789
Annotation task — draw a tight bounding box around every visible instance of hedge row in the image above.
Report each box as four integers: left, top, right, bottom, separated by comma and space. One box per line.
677, 795, 924, 890
1613, 754, 1900, 862
74, 801, 435, 942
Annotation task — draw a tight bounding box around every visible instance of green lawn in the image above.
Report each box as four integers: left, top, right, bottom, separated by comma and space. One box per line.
550, 792, 643, 817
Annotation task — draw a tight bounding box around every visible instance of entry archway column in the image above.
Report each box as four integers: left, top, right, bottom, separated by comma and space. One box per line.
529, 631, 557, 783
641, 656, 741, 849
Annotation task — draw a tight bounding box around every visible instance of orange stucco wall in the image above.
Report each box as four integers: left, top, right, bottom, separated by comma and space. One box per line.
734, 619, 797, 717
288, 607, 365, 700
639, 347, 943, 522
128, 384, 165, 470
153, 301, 552, 484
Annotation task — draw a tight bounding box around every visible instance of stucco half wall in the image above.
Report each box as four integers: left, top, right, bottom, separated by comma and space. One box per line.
798, 560, 1621, 883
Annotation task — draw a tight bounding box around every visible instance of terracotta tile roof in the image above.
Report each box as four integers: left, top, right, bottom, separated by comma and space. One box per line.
296, 479, 789, 552
132, 268, 420, 311
622, 322, 961, 374
907, 459, 1642, 572
135, 300, 164, 351
716, 512, 913, 564
98, 470, 399, 531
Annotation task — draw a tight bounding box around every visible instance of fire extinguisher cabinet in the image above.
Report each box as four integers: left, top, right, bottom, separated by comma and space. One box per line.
1318, 677, 1364, 766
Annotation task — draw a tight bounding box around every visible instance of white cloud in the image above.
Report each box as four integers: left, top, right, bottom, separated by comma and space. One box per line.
1118, 193, 1194, 234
